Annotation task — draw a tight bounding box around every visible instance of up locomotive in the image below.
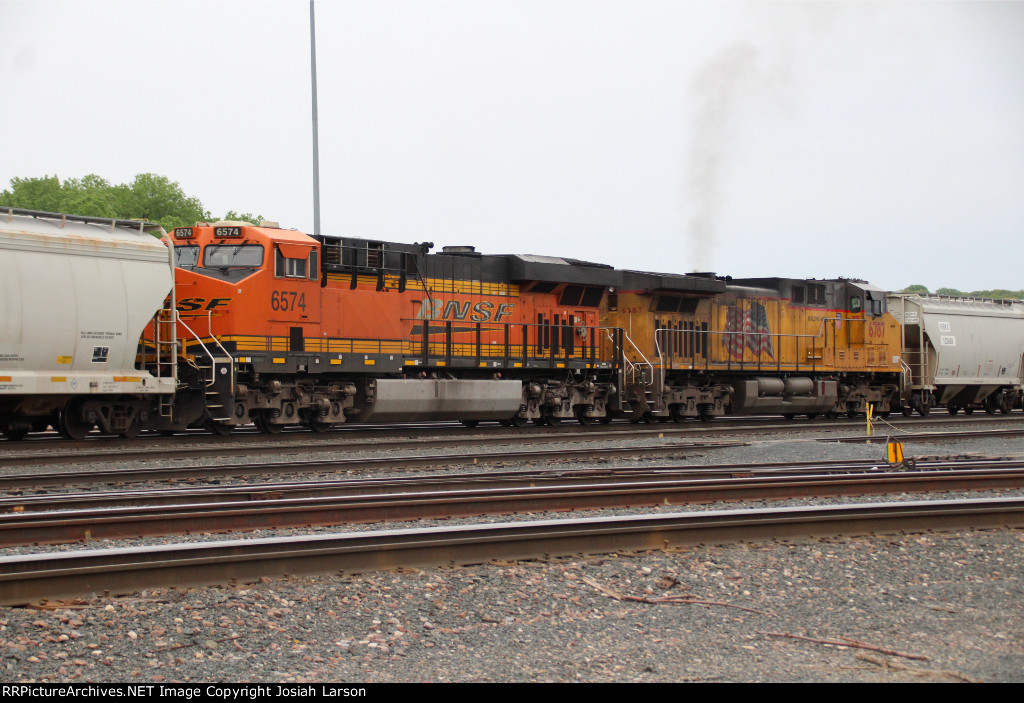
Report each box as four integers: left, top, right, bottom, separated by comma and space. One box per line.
1, 207, 1020, 439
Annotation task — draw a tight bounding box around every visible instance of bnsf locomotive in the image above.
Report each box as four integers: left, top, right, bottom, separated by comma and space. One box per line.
1, 208, 1021, 439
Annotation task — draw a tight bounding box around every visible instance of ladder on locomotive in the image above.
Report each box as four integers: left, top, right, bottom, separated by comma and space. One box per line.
152, 299, 178, 419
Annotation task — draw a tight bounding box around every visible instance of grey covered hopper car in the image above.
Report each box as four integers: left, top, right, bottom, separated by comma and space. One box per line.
887, 293, 1024, 415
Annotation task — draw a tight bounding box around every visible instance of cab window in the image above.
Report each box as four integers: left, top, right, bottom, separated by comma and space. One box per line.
174, 245, 200, 269
275, 248, 319, 280
203, 244, 264, 268
850, 296, 862, 313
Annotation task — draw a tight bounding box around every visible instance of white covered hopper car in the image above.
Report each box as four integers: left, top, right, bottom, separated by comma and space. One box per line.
0, 208, 177, 439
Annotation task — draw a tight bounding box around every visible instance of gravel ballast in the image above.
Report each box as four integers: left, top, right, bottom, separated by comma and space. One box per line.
0, 429, 1022, 683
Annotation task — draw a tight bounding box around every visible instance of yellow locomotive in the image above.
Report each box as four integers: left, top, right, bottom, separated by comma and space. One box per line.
604, 276, 902, 420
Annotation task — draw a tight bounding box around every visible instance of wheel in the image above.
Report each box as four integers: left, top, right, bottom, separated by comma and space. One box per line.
544, 414, 561, 426
806, 413, 819, 420
963, 406, 974, 415
508, 415, 529, 428
947, 405, 959, 416
1001, 394, 1014, 414
307, 420, 331, 433
205, 419, 234, 436
846, 409, 857, 419
158, 429, 177, 437
253, 414, 283, 434
699, 405, 715, 422
985, 395, 999, 415
669, 405, 687, 423
2, 428, 27, 441
878, 411, 890, 419
598, 415, 613, 425
918, 403, 930, 417
460, 420, 480, 428
119, 420, 141, 439
783, 414, 795, 420
532, 417, 547, 426
574, 407, 598, 426
59, 401, 93, 441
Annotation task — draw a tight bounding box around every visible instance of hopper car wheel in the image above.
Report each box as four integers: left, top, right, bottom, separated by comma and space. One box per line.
878, 411, 890, 418
917, 403, 930, 417
158, 430, 177, 437
984, 395, 999, 415
963, 406, 974, 415
120, 421, 141, 439
2, 428, 27, 441
307, 420, 331, 433
669, 405, 687, 423
544, 414, 562, 426
59, 401, 93, 441
510, 416, 529, 428
575, 407, 597, 426
532, 418, 547, 426
846, 409, 857, 419
205, 420, 234, 436
1001, 394, 1014, 414
806, 413, 819, 420
699, 406, 716, 422
947, 405, 959, 416
825, 411, 839, 420
598, 415, 613, 425
461, 420, 480, 428
783, 414, 795, 420
900, 406, 913, 417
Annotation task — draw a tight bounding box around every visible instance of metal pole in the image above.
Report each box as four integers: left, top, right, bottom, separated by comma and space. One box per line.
310, 0, 321, 237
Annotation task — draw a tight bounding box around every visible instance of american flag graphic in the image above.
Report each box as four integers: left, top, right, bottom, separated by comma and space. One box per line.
723, 302, 775, 360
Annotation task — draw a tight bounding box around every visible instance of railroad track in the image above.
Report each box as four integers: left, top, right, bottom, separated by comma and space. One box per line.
1, 413, 1020, 467
0, 441, 750, 489
2, 458, 1022, 547
1, 497, 1020, 606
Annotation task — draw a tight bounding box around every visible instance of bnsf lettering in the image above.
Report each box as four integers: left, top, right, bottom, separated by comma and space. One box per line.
419, 300, 514, 322
177, 297, 232, 312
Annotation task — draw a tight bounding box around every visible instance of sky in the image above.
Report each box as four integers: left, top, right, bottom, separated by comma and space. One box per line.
2, 0, 1023, 292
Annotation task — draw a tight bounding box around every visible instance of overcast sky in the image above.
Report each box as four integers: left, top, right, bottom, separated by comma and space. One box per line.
3, 0, 1023, 292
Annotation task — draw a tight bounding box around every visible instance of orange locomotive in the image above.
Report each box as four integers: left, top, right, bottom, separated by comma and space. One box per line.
157, 220, 902, 434
162, 221, 681, 433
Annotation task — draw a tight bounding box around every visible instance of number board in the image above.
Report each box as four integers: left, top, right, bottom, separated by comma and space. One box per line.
214, 226, 243, 238
174, 227, 194, 239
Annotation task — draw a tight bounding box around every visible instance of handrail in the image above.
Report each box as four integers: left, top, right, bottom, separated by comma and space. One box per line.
175, 312, 227, 388
610, 327, 653, 387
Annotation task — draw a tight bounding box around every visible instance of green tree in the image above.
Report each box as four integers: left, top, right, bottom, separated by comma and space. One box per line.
1, 175, 64, 212
936, 287, 965, 297
221, 210, 264, 225
122, 173, 209, 230
901, 284, 929, 294
0, 173, 262, 231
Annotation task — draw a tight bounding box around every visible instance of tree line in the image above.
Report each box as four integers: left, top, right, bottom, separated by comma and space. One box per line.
901, 284, 1024, 300
0, 173, 262, 232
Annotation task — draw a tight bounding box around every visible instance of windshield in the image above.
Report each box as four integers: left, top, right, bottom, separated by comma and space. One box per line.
174, 245, 200, 269
203, 244, 264, 268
